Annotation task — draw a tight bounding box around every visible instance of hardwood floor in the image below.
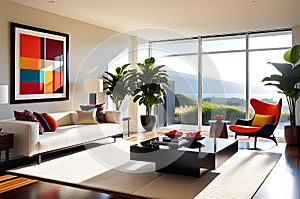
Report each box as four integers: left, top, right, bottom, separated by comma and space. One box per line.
0, 178, 145, 199
252, 144, 300, 199
0, 135, 299, 199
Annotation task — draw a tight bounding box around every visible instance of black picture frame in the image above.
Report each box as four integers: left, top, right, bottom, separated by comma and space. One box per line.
10, 22, 69, 104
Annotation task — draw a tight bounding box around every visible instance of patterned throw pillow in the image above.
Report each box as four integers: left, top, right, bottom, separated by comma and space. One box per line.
80, 105, 95, 111
14, 110, 44, 135
33, 112, 58, 132
80, 103, 107, 123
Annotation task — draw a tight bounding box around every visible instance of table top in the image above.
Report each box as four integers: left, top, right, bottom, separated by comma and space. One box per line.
131, 136, 237, 154
0, 132, 13, 136
208, 120, 231, 123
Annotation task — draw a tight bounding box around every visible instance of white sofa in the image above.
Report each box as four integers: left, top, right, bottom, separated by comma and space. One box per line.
0, 110, 123, 163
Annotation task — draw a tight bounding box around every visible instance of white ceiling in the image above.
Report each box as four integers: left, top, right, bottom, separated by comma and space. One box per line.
9, 0, 300, 39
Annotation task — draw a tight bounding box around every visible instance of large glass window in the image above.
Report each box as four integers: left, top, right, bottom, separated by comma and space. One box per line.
150, 29, 292, 133
152, 39, 199, 127
249, 32, 292, 130
202, 35, 245, 52
202, 52, 246, 124
106, 29, 292, 134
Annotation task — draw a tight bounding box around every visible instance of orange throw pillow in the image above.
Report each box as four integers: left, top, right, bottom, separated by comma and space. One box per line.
41, 113, 58, 131
252, 114, 274, 127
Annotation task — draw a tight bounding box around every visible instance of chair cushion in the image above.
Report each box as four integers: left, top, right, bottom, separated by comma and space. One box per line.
229, 125, 261, 133
252, 114, 274, 127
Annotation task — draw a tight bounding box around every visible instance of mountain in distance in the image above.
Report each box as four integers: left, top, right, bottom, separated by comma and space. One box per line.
166, 71, 270, 100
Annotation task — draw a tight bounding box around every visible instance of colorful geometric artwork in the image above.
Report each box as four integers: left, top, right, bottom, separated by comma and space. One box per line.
19, 34, 64, 95
11, 23, 69, 104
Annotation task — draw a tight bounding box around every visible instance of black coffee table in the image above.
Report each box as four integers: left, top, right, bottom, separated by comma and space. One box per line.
130, 137, 238, 177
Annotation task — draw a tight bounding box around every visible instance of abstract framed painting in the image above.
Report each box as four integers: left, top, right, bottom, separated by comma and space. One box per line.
10, 22, 69, 104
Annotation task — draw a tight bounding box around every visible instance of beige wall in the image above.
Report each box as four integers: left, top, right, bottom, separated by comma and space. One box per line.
0, 0, 130, 119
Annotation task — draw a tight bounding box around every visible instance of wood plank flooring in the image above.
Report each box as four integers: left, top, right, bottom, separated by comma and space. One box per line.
0, 175, 37, 194
1, 133, 299, 199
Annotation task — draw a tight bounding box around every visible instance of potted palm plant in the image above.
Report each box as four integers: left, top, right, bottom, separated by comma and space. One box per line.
127, 57, 169, 131
262, 45, 300, 145
103, 63, 130, 110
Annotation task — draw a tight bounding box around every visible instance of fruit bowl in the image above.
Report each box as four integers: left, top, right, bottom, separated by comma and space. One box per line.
164, 130, 183, 139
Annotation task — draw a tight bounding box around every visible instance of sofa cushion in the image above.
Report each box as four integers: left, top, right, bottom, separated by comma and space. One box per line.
75, 109, 98, 124
38, 123, 122, 154
41, 113, 58, 131
80, 103, 107, 123
14, 110, 44, 135
34, 112, 58, 132
48, 112, 75, 127
33, 112, 52, 132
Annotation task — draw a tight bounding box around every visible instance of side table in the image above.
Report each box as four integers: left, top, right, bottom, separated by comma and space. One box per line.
123, 117, 131, 137
208, 120, 230, 138
0, 132, 14, 163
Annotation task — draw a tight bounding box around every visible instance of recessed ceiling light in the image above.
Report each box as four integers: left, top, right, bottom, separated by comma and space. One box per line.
48, 0, 55, 3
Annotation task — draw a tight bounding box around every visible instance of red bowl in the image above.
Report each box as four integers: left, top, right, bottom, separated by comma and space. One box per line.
164, 130, 183, 139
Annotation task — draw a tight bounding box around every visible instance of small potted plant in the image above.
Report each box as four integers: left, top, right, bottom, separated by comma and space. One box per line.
262, 45, 300, 145
127, 57, 169, 131
103, 63, 130, 110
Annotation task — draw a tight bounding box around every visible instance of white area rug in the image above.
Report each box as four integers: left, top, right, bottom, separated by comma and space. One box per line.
9, 139, 281, 199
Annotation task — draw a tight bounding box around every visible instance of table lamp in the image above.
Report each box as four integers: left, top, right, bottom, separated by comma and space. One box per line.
0, 85, 8, 132
84, 79, 103, 104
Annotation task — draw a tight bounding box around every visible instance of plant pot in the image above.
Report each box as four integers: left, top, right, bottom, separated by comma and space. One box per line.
141, 115, 157, 132
284, 125, 300, 145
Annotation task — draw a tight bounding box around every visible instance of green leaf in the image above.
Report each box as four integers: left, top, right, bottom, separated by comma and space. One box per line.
290, 45, 300, 64
267, 62, 292, 75
133, 88, 141, 95
133, 95, 141, 103
115, 67, 121, 74
292, 64, 300, 83
262, 74, 284, 82
105, 71, 115, 78
284, 49, 292, 63
144, 57, 155, 65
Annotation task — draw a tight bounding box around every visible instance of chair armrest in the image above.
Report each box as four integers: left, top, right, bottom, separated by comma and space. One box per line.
0, 120, 39, 156
235, 118, 253, 126
105, 111, 123, 125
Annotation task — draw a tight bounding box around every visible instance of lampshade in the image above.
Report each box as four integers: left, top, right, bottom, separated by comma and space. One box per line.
0, 85, 8, 104
84, 79, 103, 93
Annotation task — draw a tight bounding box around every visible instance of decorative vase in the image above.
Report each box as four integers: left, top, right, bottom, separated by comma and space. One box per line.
284, 125, 300, 145
140, 115, 157, 132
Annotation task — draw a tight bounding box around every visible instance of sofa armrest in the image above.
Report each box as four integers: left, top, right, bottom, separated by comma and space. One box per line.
0, 120, 40, 157
105, 111, 122, 125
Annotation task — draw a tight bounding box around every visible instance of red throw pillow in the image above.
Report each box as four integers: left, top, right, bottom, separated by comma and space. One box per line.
33, 112, 52, 132
41, 113, 58, 131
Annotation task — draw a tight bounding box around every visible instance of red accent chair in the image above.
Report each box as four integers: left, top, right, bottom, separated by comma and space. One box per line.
229, 98, 282, 149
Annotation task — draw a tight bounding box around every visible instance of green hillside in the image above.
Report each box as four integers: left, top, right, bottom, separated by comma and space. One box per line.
175, 94, 197, 107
